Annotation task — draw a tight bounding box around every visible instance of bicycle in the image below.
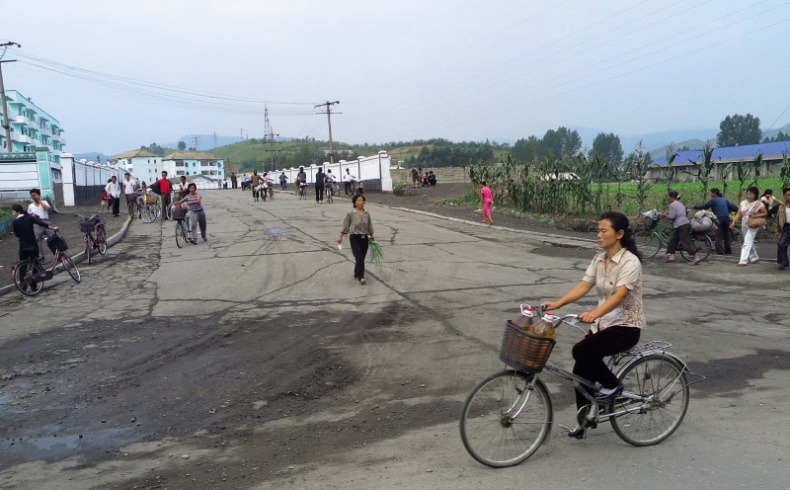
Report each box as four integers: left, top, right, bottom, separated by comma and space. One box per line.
139, 193, 161, 223
77, 214, 108, 264
127, 196, 139, 218
12, 232, 81, 296
173, 204, 195, 248
325, 181, 337, 203
298, 182, 308, 200
459, 304, 697, 468
640, 210, 713, 261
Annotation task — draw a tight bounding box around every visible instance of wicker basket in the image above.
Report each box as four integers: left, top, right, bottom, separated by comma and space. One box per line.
500, 321, 556, 373
79, 219, 98, 233
143, 194, 159, 204
171, 205, 188, 221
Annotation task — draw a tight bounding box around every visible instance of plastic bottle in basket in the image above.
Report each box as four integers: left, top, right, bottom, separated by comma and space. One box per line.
511, 306, 534, 330
531, 313, 557, 339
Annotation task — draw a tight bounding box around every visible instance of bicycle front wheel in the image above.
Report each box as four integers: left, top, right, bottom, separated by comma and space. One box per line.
175, 221, 185, 248
460, 370, 552, 468
610, 355, 689, 446
640, 234, 662, 258
14, 260, 45, 296
61, 253, 81, 283
97, 228, 108, 255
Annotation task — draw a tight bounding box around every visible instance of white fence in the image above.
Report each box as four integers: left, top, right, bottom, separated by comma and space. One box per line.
272, 151, 393, 191
61, 153, 129, 206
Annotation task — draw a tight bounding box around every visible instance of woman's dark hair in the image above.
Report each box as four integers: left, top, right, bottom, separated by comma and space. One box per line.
481, 180, 487, 186
600, 211, 642, 262
762, 189, 773, 197
11, 204, 25, 213
668, 190, 679, 199
188, 183, 197, 191
352, 194, 366, 207
784, 187, 790, 195
746, 186, 759, 200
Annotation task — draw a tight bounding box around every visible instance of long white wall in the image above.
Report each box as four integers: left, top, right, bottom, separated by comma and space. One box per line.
272, 151, 392, 191
61, 153, 130, 206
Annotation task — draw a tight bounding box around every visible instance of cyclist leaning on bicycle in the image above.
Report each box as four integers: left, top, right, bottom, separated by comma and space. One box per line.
11, 204, 60, 262
662, 191, 701, 265
542, 211, 644, 440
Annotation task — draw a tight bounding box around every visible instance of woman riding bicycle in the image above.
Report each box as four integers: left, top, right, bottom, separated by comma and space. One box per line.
542, 211, 644, 440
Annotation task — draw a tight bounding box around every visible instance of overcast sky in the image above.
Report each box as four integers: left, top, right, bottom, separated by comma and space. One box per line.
3, 0, 790, 155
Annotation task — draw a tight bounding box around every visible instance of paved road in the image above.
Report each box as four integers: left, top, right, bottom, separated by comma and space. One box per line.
1, 190, 788, 490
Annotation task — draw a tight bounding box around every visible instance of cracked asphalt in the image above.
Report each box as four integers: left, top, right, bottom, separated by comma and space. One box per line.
0, 189, 788, 490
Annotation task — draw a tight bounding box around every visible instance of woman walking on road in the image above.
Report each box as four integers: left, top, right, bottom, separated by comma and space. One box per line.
337, 194, 375, 285
731, 186, 767, 266
480, 180, 494, 225
175, 183, 207, 242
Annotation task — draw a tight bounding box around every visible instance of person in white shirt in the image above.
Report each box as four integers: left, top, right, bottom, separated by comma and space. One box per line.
27, 188, 52, 263
122, 173, 138, 211
105, 175, 122, 217
343, 168, 356, 195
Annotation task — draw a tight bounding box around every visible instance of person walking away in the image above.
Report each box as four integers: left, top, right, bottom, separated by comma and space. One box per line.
693, 188, 738, 255
761, 189, 783, 219
338, 194, 374, 285
775, 188, 790, 270
231, 172, 238, 190
480, 180, 494, 225
280, 172, 288, 191
343, 168, 356, 195
411, 165, 419, 188
175, 183, 207, 242
106, 175, 122, 217
731, 186, 767, 266
542, 212, 644, 439
27, 188, 51, 263
662, 191, 700, 265
250, 171, 262, 202
315, 168, 326, 203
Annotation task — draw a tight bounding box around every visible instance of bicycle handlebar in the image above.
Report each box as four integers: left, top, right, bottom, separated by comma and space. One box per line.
519, 303, 587, 334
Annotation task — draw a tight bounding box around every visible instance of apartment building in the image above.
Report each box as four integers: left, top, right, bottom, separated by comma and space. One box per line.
107, 149, 162, 184
162, 151, 225, 180
0, 90, 65, 154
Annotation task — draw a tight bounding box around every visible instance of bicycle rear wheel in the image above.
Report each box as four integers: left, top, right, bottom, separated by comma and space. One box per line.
14, 260, 45, 296
460, 370, 552, 468
61, 253, 81, 283
610, 355, 689, 446
680, 234, 712, 262
640, 234, 662, 258
97, 228, 108, 255
141, 204, 156, 223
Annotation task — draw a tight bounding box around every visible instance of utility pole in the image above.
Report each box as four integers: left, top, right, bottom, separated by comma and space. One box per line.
193, 136, 199, 151
263, 106, 282, 172
314, 100, 340, 164
0, 41, 21, 151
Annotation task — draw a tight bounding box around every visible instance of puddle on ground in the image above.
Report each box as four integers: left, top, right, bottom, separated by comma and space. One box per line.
264, 226, 291, 237
5, 426, 132, 463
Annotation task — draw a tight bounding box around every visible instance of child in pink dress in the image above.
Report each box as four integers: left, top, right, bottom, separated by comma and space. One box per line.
480, 180, 494, 225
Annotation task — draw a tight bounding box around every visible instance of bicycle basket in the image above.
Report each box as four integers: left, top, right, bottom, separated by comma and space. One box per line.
79, 218, 98, 233
143, 194, 158, 204
171, 205, 188, 221
500, 321, 556, 373
644, 216, 657, 231
46, 234, 68, 253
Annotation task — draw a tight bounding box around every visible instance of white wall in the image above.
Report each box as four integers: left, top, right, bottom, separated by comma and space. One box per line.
273, 151, 392, 191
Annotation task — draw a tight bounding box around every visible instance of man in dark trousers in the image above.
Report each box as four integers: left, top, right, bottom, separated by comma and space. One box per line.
315, 167, 326, 204
775, 187, 790, 270
11, 204, 59, 261
694, 188, 738, 255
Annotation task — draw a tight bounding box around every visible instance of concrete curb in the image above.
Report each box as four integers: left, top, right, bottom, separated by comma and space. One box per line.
0, 215, 133, 297
387, 206, 600, 250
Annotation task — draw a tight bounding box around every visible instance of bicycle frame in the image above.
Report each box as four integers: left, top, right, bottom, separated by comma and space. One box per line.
507, 312, 690, 426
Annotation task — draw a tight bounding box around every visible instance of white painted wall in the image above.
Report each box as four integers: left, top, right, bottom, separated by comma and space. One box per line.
272, 151, 392, 191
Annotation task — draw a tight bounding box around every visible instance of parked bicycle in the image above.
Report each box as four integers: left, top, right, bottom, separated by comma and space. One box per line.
76, 213, 108, 264
139, 191, 161, 223
12, 232, 81, 296
641, 210, 713, 261
172, 204, 195, 248
459, 304, 697, 468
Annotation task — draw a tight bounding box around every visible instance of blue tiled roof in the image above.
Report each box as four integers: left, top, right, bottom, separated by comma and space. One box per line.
651, 140, 790, 165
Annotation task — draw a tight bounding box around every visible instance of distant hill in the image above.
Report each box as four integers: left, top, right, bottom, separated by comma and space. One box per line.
648, 139, 709, 158
165, 134, 294, 151
73, 152, 110, 163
